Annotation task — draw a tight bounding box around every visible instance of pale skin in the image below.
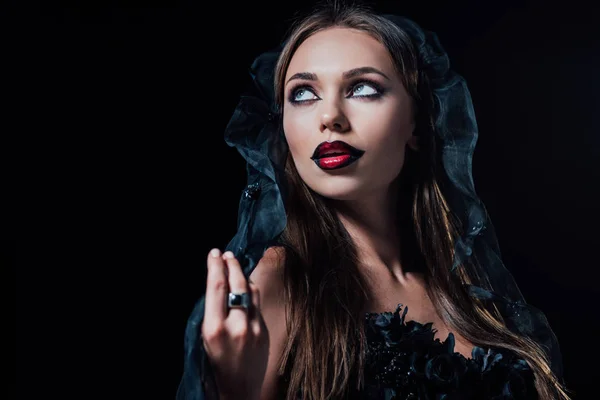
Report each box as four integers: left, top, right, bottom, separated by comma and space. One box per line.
201, 27, 475, 400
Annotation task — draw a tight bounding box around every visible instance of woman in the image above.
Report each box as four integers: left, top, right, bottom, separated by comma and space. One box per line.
177, 2, 570, 399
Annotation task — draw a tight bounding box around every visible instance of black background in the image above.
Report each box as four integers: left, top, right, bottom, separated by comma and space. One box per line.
15, 0, 599, 398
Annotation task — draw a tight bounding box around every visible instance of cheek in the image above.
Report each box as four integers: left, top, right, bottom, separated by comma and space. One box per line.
358, 104, 413, 151
283, 113, 311, 158
357, 105, 414, 175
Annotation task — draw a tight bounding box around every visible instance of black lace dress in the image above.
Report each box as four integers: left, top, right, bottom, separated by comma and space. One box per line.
282, 304, 538, 400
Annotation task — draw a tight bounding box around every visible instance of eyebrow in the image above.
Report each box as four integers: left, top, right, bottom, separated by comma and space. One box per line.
285, 66, 390, 86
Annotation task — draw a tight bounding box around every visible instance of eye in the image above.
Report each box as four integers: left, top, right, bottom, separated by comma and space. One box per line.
349, 82, 380, 97
292, 87, 319, 102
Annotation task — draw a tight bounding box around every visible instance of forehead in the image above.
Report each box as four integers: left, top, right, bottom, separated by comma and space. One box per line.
286, 27, 396, 80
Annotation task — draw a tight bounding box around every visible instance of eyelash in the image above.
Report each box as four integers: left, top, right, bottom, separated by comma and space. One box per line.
287, 79, 385, 104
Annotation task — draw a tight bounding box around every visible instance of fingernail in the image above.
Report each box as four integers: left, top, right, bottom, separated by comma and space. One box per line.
210, 248, 221, 258
223, 251, 234, 259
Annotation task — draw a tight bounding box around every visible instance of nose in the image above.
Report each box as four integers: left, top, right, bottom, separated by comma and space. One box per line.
319, 100, 350, 133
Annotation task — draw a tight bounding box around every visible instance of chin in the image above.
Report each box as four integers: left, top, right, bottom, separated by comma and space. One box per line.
304, 177, 369, 202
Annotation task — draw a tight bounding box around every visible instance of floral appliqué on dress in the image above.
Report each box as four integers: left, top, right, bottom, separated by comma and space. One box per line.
361, 304, 538, 400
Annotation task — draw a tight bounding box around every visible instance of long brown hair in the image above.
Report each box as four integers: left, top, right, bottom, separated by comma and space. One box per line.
270, 1, 570, 399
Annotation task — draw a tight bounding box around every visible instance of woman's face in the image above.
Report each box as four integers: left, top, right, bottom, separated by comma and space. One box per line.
283, 27, 418, 201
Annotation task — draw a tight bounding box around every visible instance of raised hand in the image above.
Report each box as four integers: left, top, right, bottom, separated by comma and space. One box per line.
201, 249, 270, 400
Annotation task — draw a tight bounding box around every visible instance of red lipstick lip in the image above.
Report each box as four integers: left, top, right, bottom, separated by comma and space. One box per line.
310, 140, 365, 170
310, 140, 365, 159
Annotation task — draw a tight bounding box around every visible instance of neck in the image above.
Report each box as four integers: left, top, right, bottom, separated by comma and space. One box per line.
330, 179, 406, 280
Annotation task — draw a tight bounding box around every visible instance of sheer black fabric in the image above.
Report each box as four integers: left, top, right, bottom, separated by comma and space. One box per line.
176, 15, 562, 400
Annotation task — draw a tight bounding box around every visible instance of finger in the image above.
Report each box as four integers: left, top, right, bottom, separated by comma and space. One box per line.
222, 251, 250, 324
204, 248, 228, 324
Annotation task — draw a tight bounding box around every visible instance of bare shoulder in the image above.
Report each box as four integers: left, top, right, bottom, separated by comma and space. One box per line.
249, 246, 288, 400
249, 246, 286, 295
260, 246, 286, 268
